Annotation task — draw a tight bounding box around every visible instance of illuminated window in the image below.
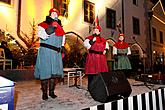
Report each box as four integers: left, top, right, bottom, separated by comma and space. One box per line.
106, 8, 116, 29
0, 0, 11, 4
84, 0, 95, 24
53, 0, 69, 17
132, 17, 140, 35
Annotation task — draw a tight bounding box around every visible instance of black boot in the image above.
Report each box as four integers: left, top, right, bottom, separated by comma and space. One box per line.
41, 80, 48, 100
49, 78, 57, 98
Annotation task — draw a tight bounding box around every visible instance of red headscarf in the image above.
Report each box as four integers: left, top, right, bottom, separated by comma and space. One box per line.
114, 34, 129, 49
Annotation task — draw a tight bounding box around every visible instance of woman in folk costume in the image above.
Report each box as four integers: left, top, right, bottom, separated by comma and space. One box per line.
113, 33, 132, 77
84, 17, 109, 88
34, 8, 65, 100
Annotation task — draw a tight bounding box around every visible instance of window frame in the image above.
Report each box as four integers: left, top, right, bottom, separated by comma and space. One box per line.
106, 8, 116, 29
83, 0, 95, 24
132, 17, 140, 35
53, 0, 69, 17
133, 0, 138, 6
152, 27, 157, 41
0, 0, 11, 5
159, 31, 163, 44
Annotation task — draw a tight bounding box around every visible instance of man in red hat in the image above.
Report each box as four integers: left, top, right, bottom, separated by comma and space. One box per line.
113, 33, 132, 77
84, 18, 109, 90
34, 8, 65, 100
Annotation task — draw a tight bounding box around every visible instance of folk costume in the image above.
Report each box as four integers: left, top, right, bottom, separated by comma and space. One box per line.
34, 8, 65, 100
84, 18, 109, 88
113, 34, 132, 77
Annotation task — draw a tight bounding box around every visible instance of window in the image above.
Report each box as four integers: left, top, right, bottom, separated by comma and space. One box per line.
152, 27, 156, 41
0, 0, 11, 5
160, 31, 163, 44
106, 8, 116, 29
133, 0, 138, 6
84, 0, 95, 24
132, 17, 140, 35
53, 0, 69, 17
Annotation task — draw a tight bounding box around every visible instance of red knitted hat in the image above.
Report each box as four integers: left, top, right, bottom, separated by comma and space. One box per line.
95, 25, 102, 32
49, 8, 60, 16
119, 33, 125, 37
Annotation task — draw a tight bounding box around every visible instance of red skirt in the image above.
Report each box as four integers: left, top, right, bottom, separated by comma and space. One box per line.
85, 53, 108, 74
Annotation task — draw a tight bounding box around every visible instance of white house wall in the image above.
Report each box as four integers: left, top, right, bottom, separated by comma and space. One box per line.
21, 0, 52, 33
63, 0, 122, 40
0, 1, 18, 41
0, 0, 52, 49
0, 0, 148, 52
124, 0, 147, 51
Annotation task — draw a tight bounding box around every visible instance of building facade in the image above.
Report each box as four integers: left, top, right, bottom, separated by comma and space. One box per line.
150, 0, 165, 72
0, 0, 164, 70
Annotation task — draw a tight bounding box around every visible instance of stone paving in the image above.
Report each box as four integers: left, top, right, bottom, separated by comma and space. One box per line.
14, 77, 165, 110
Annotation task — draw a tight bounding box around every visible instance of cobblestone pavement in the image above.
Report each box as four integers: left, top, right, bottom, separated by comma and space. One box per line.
14, 77, 165, 110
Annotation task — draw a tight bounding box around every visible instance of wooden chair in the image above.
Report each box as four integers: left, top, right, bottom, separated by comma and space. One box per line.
0, 48, 12, 70
63, 68, 84, 87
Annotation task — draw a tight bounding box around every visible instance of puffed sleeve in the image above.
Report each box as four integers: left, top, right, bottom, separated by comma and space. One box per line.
84, 39, 91, 50
38, 26, 50, 40
127, 47, 131, 55
105, 42, 109, 50
113, 46, 117, 55
62, 35, 66, 46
